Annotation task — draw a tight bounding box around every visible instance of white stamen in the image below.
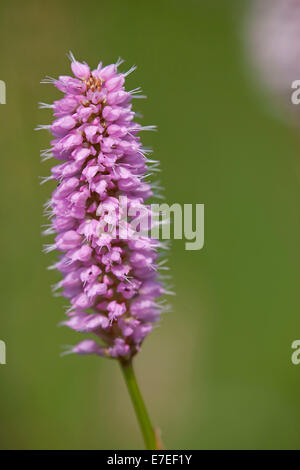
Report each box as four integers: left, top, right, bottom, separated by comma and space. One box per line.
141, 147, 153, 155
158, 274, 172, 280
147, 164, 161, 173
157, 259, 168, 267
164, 289, 176, 296
35, 125, 50, 131
51, 282, 61, 293
123, 65, 137, 77
43, 243, 56, 254
40, 149, 53, 162
130, 125, 157, 132
152, 192, 165, 200
116, 57, 124, 67
42, 227, 55, 236
67, 51, 76, 62
60, 348, 75, 357
41, 76, 56, 84
38, 102, 53, 109
39, 175, 53, 185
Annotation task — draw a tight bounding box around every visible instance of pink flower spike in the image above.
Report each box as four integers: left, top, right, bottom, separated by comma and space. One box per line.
40, 55, 170, 360
40, 55, 170, 450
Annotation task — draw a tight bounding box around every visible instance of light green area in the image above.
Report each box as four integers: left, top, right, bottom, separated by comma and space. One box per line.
0, 0, 300, 449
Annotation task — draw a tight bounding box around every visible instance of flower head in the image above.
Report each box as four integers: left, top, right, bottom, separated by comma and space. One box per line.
40, 54, 170, 360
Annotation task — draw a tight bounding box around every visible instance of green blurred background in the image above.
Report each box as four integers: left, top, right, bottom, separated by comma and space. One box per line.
1, 0, 300, 449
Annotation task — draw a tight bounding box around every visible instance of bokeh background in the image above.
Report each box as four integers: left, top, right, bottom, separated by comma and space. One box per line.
1, 0, 300, 449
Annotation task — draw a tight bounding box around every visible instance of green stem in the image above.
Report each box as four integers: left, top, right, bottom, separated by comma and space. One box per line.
120, 359, 157, 450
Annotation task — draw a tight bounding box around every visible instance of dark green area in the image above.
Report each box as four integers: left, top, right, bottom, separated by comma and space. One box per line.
0, 0, 299, 449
